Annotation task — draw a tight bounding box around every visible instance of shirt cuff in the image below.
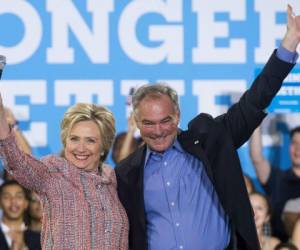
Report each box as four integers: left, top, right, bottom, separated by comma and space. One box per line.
276, 45, 299, 64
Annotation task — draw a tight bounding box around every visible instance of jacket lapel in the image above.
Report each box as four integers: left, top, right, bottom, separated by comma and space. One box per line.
126, 146, 147, 231
178, 130, 214, 182
0, 227, 9, 250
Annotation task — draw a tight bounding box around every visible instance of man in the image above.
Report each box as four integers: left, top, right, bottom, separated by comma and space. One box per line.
250, 126, 300, 240
0, 180, 41, 250
115, 5, 300, 250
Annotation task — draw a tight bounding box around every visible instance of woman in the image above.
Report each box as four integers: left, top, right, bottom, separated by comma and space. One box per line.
249, 192, 280, 250
112, 114, 142, 164
243, 174, 255, 195
0, 98, 128, 249
28, 191, 42, 233
292, 218, 300, 249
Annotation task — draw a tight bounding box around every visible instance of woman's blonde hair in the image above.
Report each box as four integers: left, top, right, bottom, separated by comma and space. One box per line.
60, 103, 115, 163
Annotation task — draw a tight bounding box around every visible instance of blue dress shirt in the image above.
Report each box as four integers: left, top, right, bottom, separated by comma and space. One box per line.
144, 140, 230, 250
276, 45, 298, 63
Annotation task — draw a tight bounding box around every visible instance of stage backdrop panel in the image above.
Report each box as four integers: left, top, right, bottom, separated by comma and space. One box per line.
0, 0, 299, 184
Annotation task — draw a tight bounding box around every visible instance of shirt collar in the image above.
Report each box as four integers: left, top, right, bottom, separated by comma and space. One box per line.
1, 221, 26, 233
80, 169, 112, 185
1, 221, 26, 247
144, 138, 183, 167
286, 168, 300, 182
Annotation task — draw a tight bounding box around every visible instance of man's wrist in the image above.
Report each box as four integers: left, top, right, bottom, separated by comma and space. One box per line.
277, 45, 299, 63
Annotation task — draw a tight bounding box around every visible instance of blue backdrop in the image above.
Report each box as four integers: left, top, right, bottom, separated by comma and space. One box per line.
0, 0, 299, 188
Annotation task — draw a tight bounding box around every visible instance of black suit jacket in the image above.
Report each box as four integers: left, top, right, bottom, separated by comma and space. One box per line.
0, 227, 41, 250
115, 51, 295, 250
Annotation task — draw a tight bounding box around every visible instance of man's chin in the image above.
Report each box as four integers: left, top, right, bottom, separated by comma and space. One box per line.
292, 161, 300, 168
7, 215, 23, 220
149, 144, 168, 153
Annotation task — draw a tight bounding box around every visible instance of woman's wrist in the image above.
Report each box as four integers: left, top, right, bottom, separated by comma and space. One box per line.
8, 121, 19, 130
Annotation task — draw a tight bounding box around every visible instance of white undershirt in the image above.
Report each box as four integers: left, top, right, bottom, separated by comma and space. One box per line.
1, 221, 26, 247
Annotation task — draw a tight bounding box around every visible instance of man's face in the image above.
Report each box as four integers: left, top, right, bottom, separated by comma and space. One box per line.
135, 94, 180, 153
0, 184, 28, 221
290, 132, 300, 168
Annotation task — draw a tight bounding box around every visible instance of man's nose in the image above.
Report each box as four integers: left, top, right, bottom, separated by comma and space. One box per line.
10, 196, 20, 203
153, 123, 163, 134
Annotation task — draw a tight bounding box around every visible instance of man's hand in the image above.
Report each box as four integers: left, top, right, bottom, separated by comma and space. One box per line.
127, 113, 137, 134
9, 229, 28, 250
282, 4, 300, 52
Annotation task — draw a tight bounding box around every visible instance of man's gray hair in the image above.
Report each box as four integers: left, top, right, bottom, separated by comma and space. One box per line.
132, 83, 179, 115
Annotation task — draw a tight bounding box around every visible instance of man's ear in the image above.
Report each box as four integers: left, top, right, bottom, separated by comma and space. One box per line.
175, 109, 180, 124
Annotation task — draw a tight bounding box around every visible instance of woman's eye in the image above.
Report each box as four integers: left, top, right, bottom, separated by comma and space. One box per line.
69, 137, 78, 142
87, 138, 96, 143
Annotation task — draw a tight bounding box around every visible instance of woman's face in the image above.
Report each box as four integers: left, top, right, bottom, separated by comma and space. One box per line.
250, 193, 269, 229
290, 132, 300, 168
64, 120, 102, 173
29, 192, 42, 220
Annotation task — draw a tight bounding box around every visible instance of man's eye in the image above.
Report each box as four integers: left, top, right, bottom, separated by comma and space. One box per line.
143, 122, 153, 126
161, 118, 172, 124
16, 194, 25, 199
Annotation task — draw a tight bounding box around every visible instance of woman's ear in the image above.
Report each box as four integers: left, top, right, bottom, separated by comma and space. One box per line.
265, 214, 270, 223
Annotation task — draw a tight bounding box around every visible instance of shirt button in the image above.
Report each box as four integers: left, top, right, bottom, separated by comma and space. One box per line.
175, 222, 180, 227
164, 161, 167, 166
179, 246, 184, 249
171, 202, 175, 206
166, 181, 171, 186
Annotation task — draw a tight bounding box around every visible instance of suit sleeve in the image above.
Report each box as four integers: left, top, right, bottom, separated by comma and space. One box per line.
215, 50, 295, 148
0, 133, 51, 193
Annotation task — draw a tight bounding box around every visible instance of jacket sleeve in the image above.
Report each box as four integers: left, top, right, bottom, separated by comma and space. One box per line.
215, 50, 295, 148
0, 133, 50, 192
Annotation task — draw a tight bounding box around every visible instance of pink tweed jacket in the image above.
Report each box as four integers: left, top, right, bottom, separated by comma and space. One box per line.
0, 134, 129, 250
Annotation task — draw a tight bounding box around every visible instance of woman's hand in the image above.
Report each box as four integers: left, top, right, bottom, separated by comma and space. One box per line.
0, 93, 11, 139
